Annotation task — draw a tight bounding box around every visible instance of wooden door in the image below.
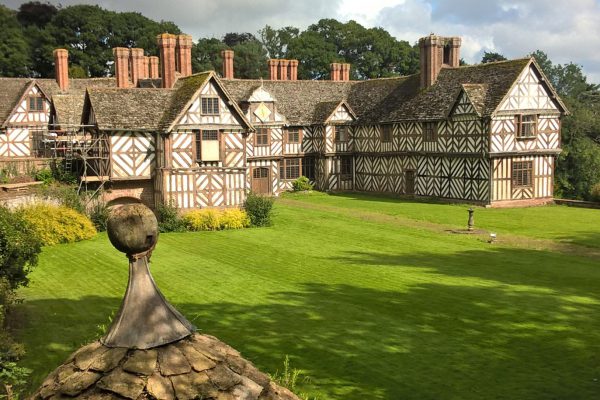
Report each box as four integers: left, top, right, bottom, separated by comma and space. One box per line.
405, 170, 415, 195
251, 167, 271, 194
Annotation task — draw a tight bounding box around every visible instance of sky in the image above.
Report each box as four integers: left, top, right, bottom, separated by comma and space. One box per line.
3, 0, 599, 83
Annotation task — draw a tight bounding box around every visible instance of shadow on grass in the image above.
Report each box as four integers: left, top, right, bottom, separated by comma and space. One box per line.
19, 248, 600, 399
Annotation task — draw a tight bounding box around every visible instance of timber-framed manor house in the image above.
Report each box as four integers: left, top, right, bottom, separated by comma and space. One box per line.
0, 33, 567, 208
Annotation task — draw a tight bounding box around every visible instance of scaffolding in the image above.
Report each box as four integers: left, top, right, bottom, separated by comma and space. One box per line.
2, 123, 111, 198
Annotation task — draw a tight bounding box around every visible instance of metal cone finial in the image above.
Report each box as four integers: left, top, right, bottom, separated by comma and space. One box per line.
102, 204, 195, 349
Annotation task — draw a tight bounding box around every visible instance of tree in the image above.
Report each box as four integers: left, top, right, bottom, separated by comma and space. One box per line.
0, 5, 32, 77
192, 38, 229, 74
16, 1, 57, 27
481, 51, 507, 63
259, 25, 299, 59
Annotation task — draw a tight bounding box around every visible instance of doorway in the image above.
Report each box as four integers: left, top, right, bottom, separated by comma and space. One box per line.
251, 167, 271, 194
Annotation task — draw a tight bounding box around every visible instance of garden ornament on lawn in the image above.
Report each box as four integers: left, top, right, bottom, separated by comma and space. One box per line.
31, 204, 300, 400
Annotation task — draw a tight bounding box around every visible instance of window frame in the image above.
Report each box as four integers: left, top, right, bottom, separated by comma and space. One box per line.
381, 124, 392, 143
334, 125, 348, 143
512, 160, 533, 188
340, 156, 353, 180
200, 97, 220, 115
193, 129, 220, 162
422, 122, 438, 142
280, 158, 302, 180
516, 114, 537, 139
254, 127, 270, 147
286, 127, 302, 144
28, 96, 44, 112
302, 156, 315, 181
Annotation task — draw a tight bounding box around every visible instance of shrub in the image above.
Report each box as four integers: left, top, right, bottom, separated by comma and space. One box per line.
220, 208, 251, 229
50, 159, 77, 184
183, 208, 250, 231
88, 200, 109, 232
20, 204, 96, 246
36, 183, 85, 213
591, 183, 600, 202
244, 192, 274, 227
0, 207, 41, 289
291, 176, 313, 192
157, 200, 186, 233
34, 168, 54, 185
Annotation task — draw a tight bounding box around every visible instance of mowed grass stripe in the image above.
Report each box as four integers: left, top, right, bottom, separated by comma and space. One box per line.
16, 195, 600, 399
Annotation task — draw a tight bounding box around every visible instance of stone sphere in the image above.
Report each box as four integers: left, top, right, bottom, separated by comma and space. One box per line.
107, 204, 158, 255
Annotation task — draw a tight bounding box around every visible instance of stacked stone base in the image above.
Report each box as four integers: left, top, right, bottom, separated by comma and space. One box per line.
31, 333, 299, 400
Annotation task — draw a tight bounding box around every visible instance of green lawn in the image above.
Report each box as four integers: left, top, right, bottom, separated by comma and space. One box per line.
16, 193, 600, 399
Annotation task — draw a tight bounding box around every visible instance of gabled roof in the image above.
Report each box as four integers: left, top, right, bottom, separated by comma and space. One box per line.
0, 78, 34, 127
51, 94, 86, 128
86, 88, 174, 130
160, 71, 252, 132
313, 100, 356, 124
461, 84, 488, 116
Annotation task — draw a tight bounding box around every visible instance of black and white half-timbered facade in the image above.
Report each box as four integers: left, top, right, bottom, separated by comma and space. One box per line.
0, 33, 568, 208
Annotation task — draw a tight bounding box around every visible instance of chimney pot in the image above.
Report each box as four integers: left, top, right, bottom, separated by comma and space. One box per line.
157, 33, 177, 89
53, 49, 69, 92
221, 49, 234, 79
279, 59, 290, 81
419, 34, 461, 89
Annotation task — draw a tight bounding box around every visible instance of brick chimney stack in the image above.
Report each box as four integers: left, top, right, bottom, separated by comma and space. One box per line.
113, 47, 130, 88
221, 50, 234, 79
157, 33, 177, 89
176, 34, 193, 77
129, 48, 145, 87
148, 56, 159, 79
279, 59, 290, 81
268, 59, 279, 80
340, 63, 350, 81
289, 60, 298, 81
142, 56, 150, 79
53, 49, 69, 92
419, 34, 461, 89
330, 63, 341, 81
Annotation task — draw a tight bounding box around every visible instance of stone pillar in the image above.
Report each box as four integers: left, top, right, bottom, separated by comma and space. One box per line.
176, 34, 193, 77
157, 33, 177, 88
221, 49, 234, 79
53, 49, 69, 92
113, 47, 130, 88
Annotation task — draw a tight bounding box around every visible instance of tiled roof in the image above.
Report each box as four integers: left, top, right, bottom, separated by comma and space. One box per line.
87, 88, 174, 130
461, 84, 489, 116
159, 72, 211, 131
52, 94, 86, 127
222, 80, 354, 125
0, 78, 31, 126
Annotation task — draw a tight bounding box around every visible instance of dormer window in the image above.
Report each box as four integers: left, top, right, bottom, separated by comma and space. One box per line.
201, 97, 219, 115
516, 115, 537, 139
28, 96, 44, 111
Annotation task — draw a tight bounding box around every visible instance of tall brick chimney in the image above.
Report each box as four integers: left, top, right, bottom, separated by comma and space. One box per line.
142, 56, 150, 80
340, 63, 350, 81
53, 49, 69, 92
176, 34, 193, 77
130, 48, 145, 87
289, 60, 298, 81
330, 63, 341, 81
268, 59, 279, 80
148, 56, 159, 79
279, 59, 290, 81
157, 33, 177, 88
221, 50, 234, 79
419, 34, 461, 89
113, 47, 130, 88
